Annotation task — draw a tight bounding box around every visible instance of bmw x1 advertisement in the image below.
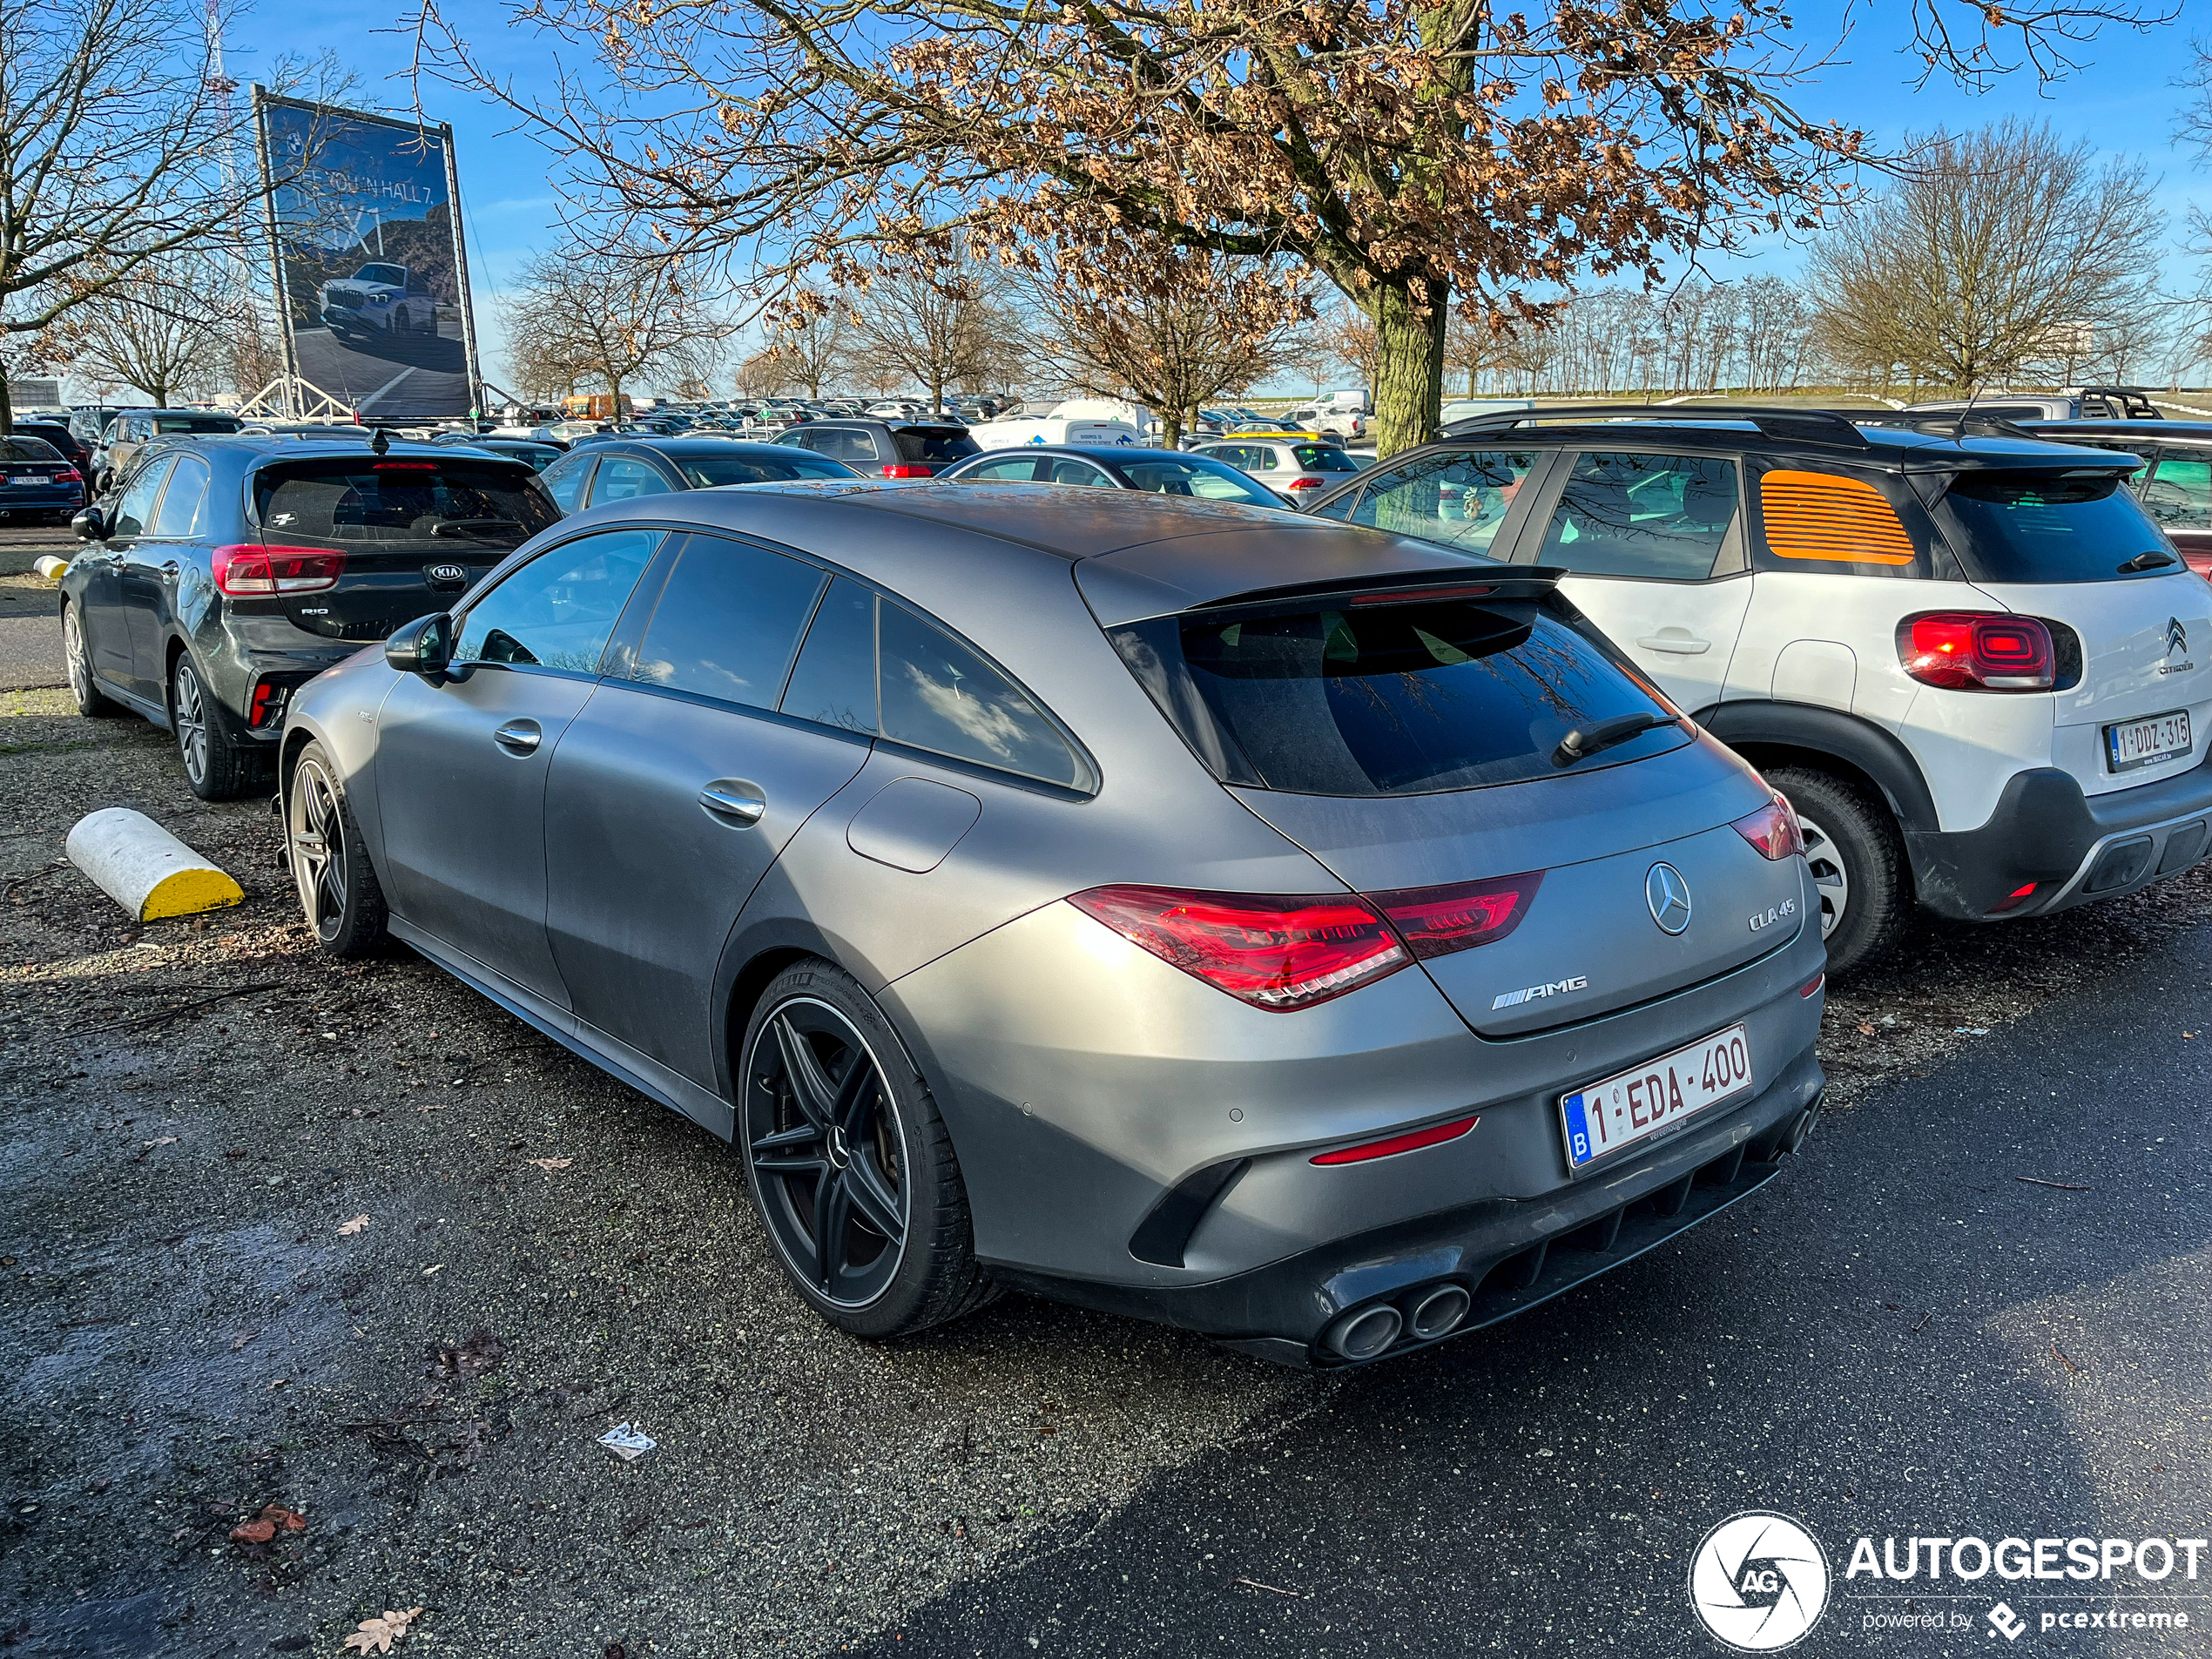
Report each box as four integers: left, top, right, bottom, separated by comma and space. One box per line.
255, 93, 480, 420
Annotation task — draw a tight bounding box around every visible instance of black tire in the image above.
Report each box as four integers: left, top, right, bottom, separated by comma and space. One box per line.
60, 603, 122, 718
170, 652, 269, 800
738, 959, 995, 1339
287, 739, 387, 958
1767, 765, 1909, 979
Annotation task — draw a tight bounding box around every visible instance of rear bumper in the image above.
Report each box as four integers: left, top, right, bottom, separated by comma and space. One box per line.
1907, 757, 2212, 920
993, 1052, 1824, 1368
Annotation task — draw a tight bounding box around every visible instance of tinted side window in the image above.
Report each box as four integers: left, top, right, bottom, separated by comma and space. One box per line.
150, 455, 212, 537
630, 535, 826, 709
542, 454, 593, 512
590, 457, 674, 504
2145, 455, 2212, 532
1538, 452, 1739, 580
779, 578, 878, 733
961, 456, 1043, 482
1352, 449, 1538, 553
111, 459, 174, 538
454, 529, 661, 672
878, 601, 1080, 786
1045, 458, 1111, 487
843, 430, 883, 462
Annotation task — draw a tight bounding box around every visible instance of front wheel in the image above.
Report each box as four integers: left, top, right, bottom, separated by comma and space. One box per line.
287, 740, 387, 957
1766, 765, 1909, 979
738, 960, 995, 1339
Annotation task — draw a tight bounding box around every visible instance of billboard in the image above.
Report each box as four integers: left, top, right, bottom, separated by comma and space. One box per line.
253, 93, 482, 421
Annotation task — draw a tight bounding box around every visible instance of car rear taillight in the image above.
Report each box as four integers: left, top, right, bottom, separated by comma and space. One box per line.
880, 463, 934, 478
1067, 884, 1409, 1010
247, 680, 292, 729
1368, 872, 1542, 960
1285, 476, 1327, 491
213, 544, 347, 596
1898, 611, 2054, 691
55, 468, 82, 484
1311, 1115, 1480, 1165
1731, 791, 1804, 860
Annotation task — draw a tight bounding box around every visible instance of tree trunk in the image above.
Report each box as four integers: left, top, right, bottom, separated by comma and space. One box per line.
1159, 408, 1184, 448
1371, 280, 1447, 459
0, 364, 13, 435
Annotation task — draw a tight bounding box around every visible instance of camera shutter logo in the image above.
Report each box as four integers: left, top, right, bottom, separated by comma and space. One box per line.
1688, 1512, 1831, 1651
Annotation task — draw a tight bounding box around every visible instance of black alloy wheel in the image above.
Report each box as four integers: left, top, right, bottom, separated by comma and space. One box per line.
745, 997, 911, 1309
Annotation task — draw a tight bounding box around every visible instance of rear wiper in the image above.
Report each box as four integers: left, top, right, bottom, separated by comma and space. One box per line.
2118, 550, 2177, 573
432, 517, 524, 537
1554, 711, 1674, 767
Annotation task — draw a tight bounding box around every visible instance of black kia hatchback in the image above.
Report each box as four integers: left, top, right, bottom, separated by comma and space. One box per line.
61, 434, 557, 798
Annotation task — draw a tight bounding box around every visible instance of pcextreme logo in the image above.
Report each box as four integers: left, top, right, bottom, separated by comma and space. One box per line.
1689, 1512, 1831, 1651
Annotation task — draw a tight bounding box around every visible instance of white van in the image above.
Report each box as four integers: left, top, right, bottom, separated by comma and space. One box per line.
968, 398, 1144, 449
1318, 388, 1371, 414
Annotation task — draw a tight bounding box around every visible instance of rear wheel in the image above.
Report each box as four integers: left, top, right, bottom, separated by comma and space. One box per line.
171, 653, 268, 800
738, 960, 995, 1339
61, 604, 120, 718
287, 740, 386, 957
1767, 765, 1908, 978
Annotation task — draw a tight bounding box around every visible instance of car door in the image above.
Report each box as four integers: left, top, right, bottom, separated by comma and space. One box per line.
373, 526, 662, 1008
585, 455, 678, 507
1515, 448, 1753, 715
540, 451, 597, 514
543, 534, 872, 1089
120, 452, 211, 688
91, 458, 176, 698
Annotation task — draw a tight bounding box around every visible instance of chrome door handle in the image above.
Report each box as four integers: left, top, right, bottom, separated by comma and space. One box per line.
1635, 631, 1712, 655
492, 719, 542, 754
698, 779, 766, 827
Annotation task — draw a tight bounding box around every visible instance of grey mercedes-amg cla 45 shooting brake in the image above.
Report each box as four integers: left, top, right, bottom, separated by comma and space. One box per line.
280, 483, 1826, 1367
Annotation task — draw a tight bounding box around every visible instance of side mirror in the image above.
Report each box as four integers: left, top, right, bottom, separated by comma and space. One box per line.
385, 611, 454, 680
72, 507, 105, 542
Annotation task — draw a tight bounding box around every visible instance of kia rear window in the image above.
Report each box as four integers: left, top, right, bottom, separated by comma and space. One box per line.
1110, 594, 1684, 795
894, 428, 981, 464
254, 459, 556, 551
1939, 470, 2179, 583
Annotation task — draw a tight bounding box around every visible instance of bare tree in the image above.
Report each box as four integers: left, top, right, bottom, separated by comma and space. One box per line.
1022, 250, 1307, 445
0, 0, 346, 429
420, 0, 2153, 456
846, 254, 1013, 414
37, 251, 238, 406
758, 310, 849, 399
500, 243, 723, 410
1807, 120, 2161, 392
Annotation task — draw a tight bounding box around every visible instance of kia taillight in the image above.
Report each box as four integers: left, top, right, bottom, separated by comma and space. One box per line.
1898, 611, 2054, 691
1368, 872, 1542, 960
1731, 791, 1804, 860
1067, 885, 1409, 1010
881, 463, 934, 478
213, 543, 347, 596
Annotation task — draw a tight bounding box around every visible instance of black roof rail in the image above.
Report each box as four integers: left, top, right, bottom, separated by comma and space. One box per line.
1436, 401, 1871, 448
1851, 409, 2044, 442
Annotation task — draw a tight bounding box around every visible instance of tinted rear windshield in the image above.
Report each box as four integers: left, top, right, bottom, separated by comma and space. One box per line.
149, 415, 241, 435
1291, 444, 1362, 472
894, 428, 981, 464
1110, 593, 1683, 795
674, 451, 854, 487
1939, 470, 2177, 583
254, 459, 557, 551
0, 437, 63, 462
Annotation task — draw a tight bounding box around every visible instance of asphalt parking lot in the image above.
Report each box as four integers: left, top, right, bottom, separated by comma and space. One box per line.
3, 674, 2209, 1656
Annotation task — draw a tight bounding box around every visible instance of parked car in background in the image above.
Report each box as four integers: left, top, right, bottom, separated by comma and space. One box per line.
2019, 419, 2212, 580
1440, 398, 1537, 427
538, 437, 861, 514
1283, 405, 1370, 442
1901, 387, 2161, 422
775, 418, 981, 477
93, 409, 245, 492
434, 435, 567, 473
1192, 437, 1366, 507
10, 420, 96, 478
1304, 403, 2212, 974
68, 408, 129, 452
60, 434, 557, 799
278, 482, 1824, 1365
0, 434, 86, 523
936, 445, 1289, 508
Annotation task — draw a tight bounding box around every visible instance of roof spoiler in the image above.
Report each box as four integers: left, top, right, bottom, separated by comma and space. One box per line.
1188, 565, 1568, 614
1438, 402, 1871, 448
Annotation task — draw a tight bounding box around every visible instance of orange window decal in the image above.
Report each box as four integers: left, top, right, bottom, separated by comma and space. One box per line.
1758, 470, 1918, 565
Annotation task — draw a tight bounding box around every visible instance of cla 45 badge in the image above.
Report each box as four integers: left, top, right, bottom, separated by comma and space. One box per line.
1749, 898, 1798, 933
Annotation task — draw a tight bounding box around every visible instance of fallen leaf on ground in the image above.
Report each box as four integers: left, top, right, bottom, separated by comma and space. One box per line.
259, 1503, 307, 1532
230, 1331, 255, 1352
341, 1608, 425, 1653
336, 1215, 369, 1237
1855, 1022, 1875, 1036
526, 1157, 573, 1172
427, 1328, 506, 1380
229, 1518, 275, 1544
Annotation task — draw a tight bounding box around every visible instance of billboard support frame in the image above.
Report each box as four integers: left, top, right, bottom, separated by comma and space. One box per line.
249, 84, 304, 419
442, 132, 485, 418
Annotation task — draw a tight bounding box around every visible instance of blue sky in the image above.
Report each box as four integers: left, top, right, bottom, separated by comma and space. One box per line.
217, 0, 2207, 394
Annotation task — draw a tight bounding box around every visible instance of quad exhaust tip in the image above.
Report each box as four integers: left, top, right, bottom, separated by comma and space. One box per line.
1407, 1283, 1471, 1340
1325, 1305, 1403, 1361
